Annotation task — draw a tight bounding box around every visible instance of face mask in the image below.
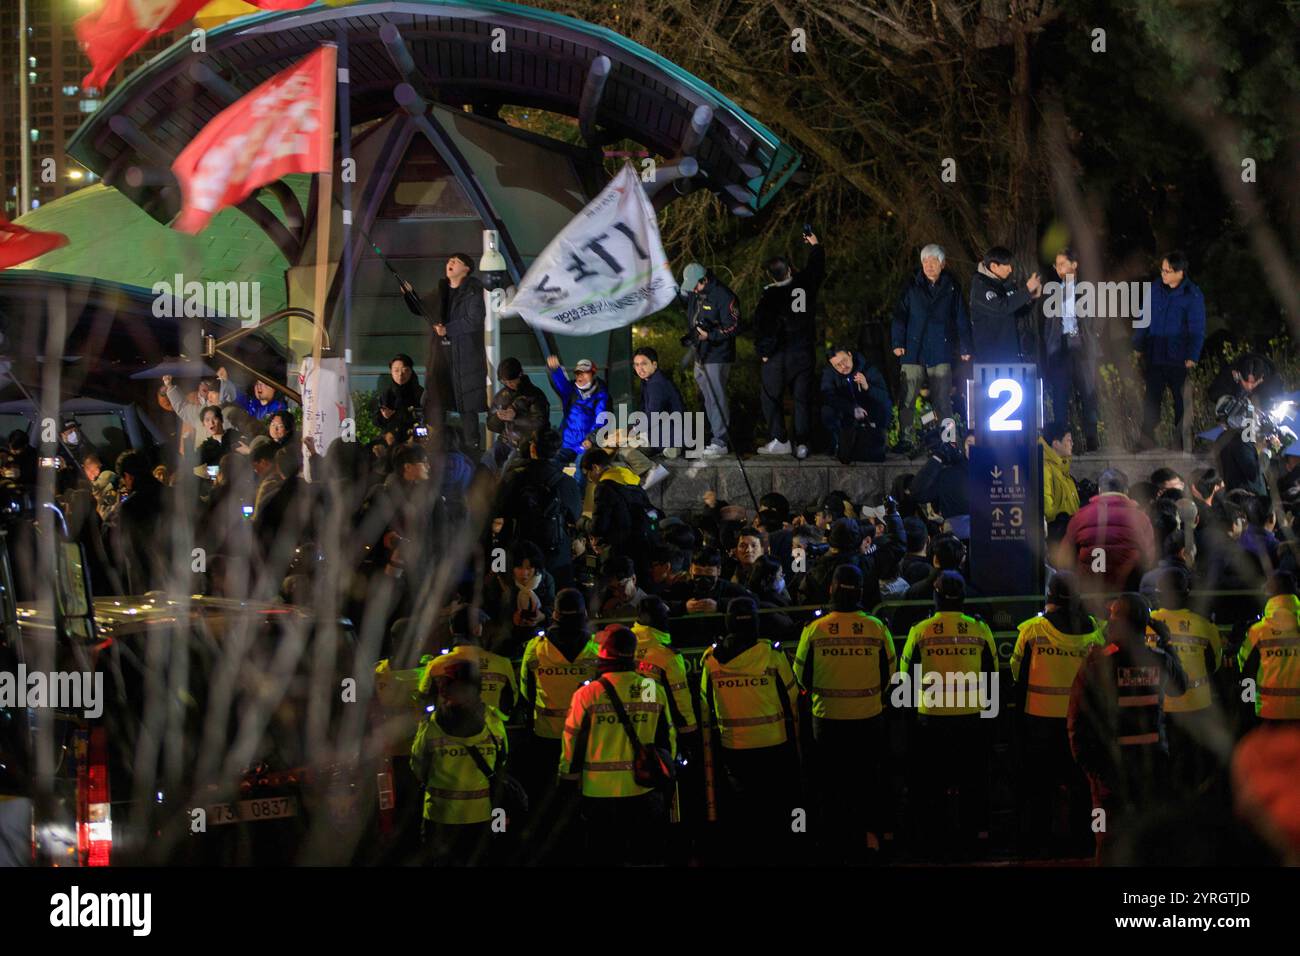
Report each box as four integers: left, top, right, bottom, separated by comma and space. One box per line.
65, 432, 79, 446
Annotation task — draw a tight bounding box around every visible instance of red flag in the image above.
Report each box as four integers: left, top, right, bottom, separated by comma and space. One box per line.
171, 46, 336, 235
0, 215, 70, 270
76, 0, 316, 91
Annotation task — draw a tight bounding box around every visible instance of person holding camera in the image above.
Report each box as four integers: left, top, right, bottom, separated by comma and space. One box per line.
486, 356, 550, 471
755, 228, 825, 459
820, 346, 891, 463
375, 354, 425, 443
912, 423, 973, 539
1213, 353, 1277, 500
679, 263, 741, 457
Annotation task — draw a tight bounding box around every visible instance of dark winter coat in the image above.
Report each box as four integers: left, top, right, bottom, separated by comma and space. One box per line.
754, 245, 825, 357
891, 268, 972, 367
819, 351, 891, 431
427, 276, 488, 417
969, 263, 1032, 363
487, 373, 550, 450
1132, 279, 1206, 368
682, 276, 741, 365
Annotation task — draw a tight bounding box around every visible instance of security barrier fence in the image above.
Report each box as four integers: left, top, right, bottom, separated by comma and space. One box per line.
577, 589, 1266, 676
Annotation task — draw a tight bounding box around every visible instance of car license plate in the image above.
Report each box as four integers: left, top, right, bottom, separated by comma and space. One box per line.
206, 797, 297, 826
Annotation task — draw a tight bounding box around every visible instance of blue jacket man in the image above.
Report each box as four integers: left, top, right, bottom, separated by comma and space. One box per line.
1133, 252, 1206, 449
547, 356, 610, 460
891, 246, 972, 450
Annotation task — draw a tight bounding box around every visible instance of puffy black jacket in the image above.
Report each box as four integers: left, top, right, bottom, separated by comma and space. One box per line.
682, 276, 741, 364
497, 457, 582, 572
487, 373, 550, 450
913, 450, 970, 519
819, 351, 891, 431
969, 264, 1032, 363
754, 245, 825, 357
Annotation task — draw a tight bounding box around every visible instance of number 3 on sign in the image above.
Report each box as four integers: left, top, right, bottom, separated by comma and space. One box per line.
987, 378, 1024, 432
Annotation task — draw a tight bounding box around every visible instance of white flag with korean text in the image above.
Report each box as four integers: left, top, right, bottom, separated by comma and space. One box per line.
503, 163, 677, 335
298, 355, 352, 482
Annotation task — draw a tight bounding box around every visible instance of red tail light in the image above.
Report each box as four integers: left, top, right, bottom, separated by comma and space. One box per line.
76, 727, 112, 867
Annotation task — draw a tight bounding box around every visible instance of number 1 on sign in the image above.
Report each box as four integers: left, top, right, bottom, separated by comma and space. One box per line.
1012, 464, 1020, 485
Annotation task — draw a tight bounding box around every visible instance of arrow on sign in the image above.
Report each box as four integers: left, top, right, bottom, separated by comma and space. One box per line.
990, 466, 1003, 479
991, 507, 1005, 522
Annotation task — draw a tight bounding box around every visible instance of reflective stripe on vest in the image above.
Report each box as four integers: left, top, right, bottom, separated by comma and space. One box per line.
718, 713, 784, 727
918, 636, 987, 648
1026, 684, 1071, 695
1118, 732, 1159, 746
428, 787, 490, 800
587, 761, 636, 772
812, 686, 881, 698
1120, 695, 1160, 707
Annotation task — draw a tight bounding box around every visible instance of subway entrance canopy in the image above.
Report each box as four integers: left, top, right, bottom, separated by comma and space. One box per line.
14, 0, 800, 402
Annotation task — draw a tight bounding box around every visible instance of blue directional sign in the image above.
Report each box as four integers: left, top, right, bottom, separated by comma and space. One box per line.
967, 364, 1044, 600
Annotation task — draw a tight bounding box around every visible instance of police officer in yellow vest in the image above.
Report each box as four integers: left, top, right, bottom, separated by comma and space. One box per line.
559, 624, 676, 865
518, 588, 598, 862
1068, 593, 1187, 861
633, 596, 698, 735
1148, 566, 1224, 788
898, 571, 998, 859
410, 659, 509, 865
419, 607, 518, 720
1010, 571, 1104, 857
1239, 571, 1300, 726
700, 596, 802, 864
794, 564, 895, 861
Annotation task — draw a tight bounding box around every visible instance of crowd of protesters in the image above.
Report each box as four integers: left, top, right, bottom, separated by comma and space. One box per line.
3, 235, 1296, 871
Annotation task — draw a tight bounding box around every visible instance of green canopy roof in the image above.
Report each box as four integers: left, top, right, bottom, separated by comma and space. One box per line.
10, 178, 311, 313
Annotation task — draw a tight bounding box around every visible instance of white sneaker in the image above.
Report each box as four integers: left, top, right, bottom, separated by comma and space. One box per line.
758, 438, 792, 455
794, 444, 809, 460
642, 463, 670, 490
702, 441, 728, 457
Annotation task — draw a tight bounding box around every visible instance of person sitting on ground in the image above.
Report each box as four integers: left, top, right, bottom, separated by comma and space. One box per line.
819, 346, 891, 463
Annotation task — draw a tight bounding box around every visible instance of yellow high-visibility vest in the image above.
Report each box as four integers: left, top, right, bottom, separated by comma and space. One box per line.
521, 634, 599, 739
419, 644, 518, 718
1239, 594, 1300, 720
794, 610, 896, 719
700, 640, 798, 749
558, 670, 675, 798
633, 624, 697, 733
899, 611, 997, 717
410, 710, 508, 824
1011, 614, 1105, 718
1148, 608, 1222, 713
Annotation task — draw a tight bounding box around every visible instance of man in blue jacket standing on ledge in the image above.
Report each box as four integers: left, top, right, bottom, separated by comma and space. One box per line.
1133, 251, 1205, 451
546, 355, 610, 475
891, 244, 972, 455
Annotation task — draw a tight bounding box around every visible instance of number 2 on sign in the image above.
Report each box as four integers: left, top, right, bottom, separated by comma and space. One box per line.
987, 378, 1023, 432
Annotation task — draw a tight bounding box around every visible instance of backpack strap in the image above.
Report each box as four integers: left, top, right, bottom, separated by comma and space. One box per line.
463, 730, 502, 783
596, 675, 645, 753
